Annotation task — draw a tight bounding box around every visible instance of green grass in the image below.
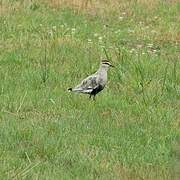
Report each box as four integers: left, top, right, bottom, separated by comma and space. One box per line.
0, 0, 179, 179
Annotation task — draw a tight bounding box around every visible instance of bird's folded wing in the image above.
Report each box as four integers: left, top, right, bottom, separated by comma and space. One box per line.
81, 75, 98, 89
72, 75, 98, 93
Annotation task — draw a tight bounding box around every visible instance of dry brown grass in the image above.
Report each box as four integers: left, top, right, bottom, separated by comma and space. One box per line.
0, 3, 12, 15
45, 0, 178, 11
113, 164, 173, 180
41, 0, 180, 22
155, 31, 180, 44
1, 0, 178, 16
46, 0, 119, 15
44, 0, 160, 14
0, 0, 25, 16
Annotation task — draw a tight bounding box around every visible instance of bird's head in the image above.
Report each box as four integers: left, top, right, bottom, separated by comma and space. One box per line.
101, 59, 114, 70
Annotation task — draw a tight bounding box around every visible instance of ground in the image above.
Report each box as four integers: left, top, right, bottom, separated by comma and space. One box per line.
0, 0, 179, 179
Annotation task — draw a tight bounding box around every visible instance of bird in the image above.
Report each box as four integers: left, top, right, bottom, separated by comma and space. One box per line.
68, 59, 114, 100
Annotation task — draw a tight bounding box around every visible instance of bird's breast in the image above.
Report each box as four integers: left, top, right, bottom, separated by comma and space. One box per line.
98, 74, 107, 87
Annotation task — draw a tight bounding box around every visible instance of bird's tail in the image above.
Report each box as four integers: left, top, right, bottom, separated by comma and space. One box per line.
68, 88, 72, 92
68, 87, 82, 92
68, 87, 91, 93
68, 87, 83, 92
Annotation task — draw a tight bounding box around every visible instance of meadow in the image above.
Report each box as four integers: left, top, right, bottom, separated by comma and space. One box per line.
0, 0, 179, 179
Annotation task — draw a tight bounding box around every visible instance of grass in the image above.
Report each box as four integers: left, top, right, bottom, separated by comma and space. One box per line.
0, 0, 179, 179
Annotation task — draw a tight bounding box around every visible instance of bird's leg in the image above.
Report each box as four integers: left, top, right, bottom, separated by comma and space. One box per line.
89, 94, 91, 99
93, 95, 96, 101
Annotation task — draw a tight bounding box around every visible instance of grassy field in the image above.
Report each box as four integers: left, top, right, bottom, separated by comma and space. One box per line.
0, 0, 179, 179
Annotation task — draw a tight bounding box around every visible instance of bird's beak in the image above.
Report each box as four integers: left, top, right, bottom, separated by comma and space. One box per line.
110, 64, 114, 67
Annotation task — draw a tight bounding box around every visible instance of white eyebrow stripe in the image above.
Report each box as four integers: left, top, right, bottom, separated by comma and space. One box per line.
102, 62, 110, 65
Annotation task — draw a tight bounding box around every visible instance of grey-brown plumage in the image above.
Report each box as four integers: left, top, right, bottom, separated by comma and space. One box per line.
68, 60, 114, 100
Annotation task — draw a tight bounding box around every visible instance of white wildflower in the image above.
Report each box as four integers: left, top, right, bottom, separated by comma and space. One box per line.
115, 29, 121, 34
87, 39, 92, 44
130, 48, 135, 53
147, 43, 153, 47
128, 28, 134, 33
98, 36, 103, 40
119, 16, 123, 20
60, 24, 65, 28
52, 26, 57, 31
71, 28, 76, 36
98, 36, 103, 44
94, 33, 98, 37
